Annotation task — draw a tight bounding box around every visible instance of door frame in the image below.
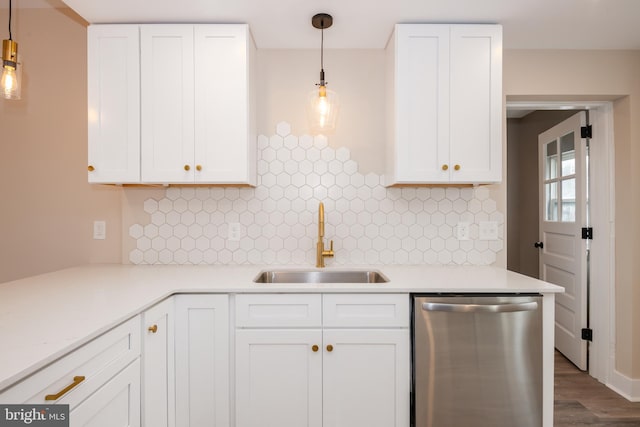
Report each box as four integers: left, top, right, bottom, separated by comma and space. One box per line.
506, 100, 615, 386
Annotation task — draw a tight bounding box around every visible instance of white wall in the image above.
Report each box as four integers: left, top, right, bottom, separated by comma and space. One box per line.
0, 7, 122, 284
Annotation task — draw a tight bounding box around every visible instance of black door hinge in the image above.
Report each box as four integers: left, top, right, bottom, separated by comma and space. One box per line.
582, 227, 593, 240
581, 125, 592, 139
582, 328, 593, 341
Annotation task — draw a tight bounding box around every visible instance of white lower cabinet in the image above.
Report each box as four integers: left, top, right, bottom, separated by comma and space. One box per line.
322, 329, 410, 427
0, 316, 141, 426
2, 292, 409, 427
142, 298, 175, 427
174, 294, 230, 427
70, 359, 141, 427
235, 294, 410, 427
236, 329, 323, 427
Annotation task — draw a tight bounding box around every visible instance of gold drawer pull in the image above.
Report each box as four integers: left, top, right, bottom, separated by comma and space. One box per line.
45, 376, 85, 401
196, 165, 202, 171
148, 324, 158, 333
326, 344, 334, 352
312, 344, 319, 352
184, 164, 191, 171
454, 164, 461, 171
441, 164, 448, 171
88, 165, 95, 172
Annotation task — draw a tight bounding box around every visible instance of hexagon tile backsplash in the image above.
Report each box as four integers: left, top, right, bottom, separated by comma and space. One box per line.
128, 122, 504, 266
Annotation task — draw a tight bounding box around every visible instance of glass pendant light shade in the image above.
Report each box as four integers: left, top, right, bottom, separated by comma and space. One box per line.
307, 84, 339, 134
1, 60, 21, 100
308, 13, 338, 134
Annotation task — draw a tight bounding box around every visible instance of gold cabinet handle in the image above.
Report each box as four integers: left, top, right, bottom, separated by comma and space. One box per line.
184, 164, 191, 171
196, 165, 202, 171
454, 164, 461, 171
148, 324, 158, 333
88, 165, 95, 172
312, 344, 319, 352
326, 344, 334, 352
441, 164, 449, 171
45, 376, 85, 401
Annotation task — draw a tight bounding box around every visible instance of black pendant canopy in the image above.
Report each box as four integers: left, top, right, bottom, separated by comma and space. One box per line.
312, 13, 333, 30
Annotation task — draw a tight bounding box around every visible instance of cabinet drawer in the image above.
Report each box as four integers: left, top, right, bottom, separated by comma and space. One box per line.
70, 358, 141, 427
0, 316, 141, 409
323, 294, 409, 328
236, 294, 322, 328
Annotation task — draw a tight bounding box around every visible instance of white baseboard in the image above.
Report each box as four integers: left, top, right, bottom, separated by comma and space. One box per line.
608, 369, 640, 402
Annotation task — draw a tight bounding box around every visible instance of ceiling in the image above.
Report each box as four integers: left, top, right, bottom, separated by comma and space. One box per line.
7, 0, 640, 50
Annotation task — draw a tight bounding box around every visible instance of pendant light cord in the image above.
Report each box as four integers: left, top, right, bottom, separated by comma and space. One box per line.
8, 0, 13, 40
320, 24, 324, 71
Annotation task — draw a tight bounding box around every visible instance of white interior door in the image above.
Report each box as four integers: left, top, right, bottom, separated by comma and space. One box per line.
538, 111, 588, 370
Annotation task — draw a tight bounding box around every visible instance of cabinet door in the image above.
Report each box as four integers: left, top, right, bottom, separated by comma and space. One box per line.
87, 25, 140, 183
235, 329, 322, 427
322, 329, 410, 427
70, 358, 141, 427
141, 25, 195, 183
394, 24, 450, 183
174, 295, 229, 427
142, 298, 175, 427
449, 25, 502, 183
194, 25, 256, 185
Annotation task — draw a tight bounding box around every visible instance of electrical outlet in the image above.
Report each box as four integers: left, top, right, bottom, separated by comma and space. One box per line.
228, 222, 241, 241
479, 221, 498, 241
456, 222, 470, 240
93, 221, 106, 240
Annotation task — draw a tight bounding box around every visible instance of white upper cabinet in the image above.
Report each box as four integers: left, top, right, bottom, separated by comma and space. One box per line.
194, 25, 256, 184
141, 25, 196, 184
87, 24, 256, 185
87, 25, 141, 183
141, 24, 256, 185
385, 24, 502, 185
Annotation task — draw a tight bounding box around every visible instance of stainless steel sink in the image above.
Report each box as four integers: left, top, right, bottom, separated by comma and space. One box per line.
253, 269, 389, 284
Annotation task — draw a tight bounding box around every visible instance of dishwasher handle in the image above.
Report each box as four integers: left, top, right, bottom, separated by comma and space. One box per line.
422, 301, 538, 313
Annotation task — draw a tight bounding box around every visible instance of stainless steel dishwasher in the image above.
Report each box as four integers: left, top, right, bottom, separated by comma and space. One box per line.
412, 294, 542, 427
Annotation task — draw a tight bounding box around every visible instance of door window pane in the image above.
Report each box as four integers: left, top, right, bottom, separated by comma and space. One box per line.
561, 178, 576, 222
545, 141, 558, 180
560, 132, 575, 176
545, 182, 558, 221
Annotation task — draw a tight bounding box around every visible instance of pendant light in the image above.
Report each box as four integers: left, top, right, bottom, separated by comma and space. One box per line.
1, 0, 21, 100
307, 13, 339, 134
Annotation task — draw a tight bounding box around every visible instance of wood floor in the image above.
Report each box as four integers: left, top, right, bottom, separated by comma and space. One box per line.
554, 351, 640, 426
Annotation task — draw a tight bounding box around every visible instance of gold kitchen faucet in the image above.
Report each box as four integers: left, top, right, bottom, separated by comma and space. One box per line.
316, 202, 334, 267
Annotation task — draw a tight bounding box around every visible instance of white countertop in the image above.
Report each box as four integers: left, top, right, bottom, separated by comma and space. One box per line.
0, 264, 562, 391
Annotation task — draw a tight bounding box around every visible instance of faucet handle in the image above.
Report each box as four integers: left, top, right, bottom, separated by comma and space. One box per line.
323, 240, 334, 257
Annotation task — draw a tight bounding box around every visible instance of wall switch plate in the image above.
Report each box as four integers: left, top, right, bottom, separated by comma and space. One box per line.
456, 222, 470, 240
479, 221, 498, 240
228, 222, 241, 241
93, 221, 106, 240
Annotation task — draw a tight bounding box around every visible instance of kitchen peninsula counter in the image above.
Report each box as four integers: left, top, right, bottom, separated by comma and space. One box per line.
0, 264, 562, 391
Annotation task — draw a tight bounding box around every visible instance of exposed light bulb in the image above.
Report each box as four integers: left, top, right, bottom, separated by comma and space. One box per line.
1, 65, 20, 100
317, 86, 329, 126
